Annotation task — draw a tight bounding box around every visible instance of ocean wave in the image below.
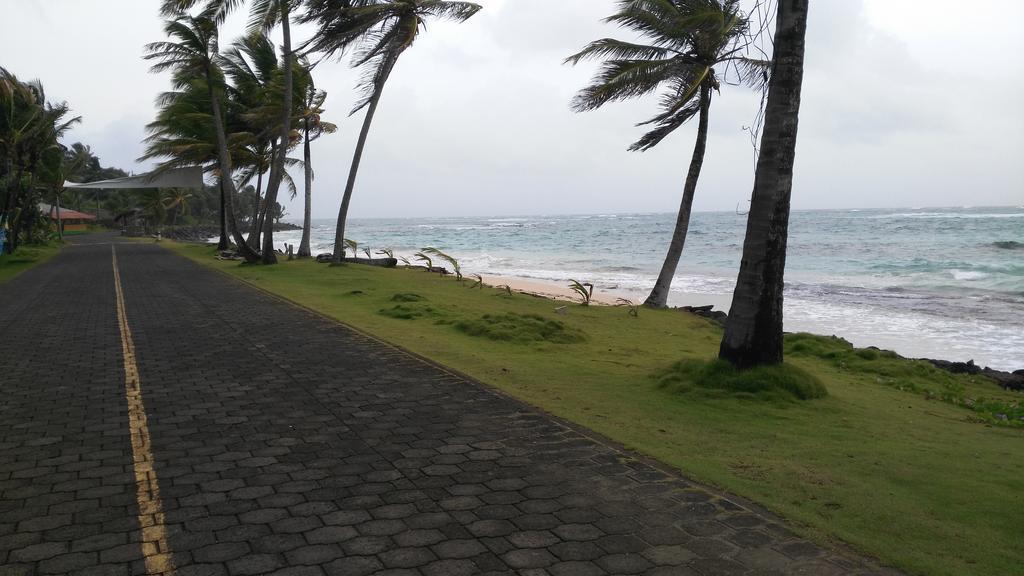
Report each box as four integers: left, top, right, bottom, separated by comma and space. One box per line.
871, 212, 1024, 219
951, 269, 989, 281
991, 240, 1023, 250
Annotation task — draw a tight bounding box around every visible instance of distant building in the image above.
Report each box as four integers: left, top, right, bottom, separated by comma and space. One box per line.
38, 203, 97, 233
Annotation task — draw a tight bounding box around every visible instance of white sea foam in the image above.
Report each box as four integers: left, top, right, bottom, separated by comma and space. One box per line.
871, 212, 1024, 219
951, 270, 990, 281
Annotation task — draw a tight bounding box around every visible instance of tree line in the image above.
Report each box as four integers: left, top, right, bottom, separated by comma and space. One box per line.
3, 0, 808, 370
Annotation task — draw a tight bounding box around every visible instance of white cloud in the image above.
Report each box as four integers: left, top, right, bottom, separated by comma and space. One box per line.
1, 0, 1020, 219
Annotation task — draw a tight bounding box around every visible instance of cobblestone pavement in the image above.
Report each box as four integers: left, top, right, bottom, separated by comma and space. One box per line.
0, 235, 901, 576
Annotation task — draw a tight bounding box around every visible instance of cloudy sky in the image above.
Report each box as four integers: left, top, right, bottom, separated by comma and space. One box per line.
2, 0, 1022, 219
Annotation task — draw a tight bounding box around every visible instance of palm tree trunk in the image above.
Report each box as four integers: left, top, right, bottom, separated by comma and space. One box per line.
217, 180, 229, 250
261, 4, 294, 265
719, 0, 809, 368
331, 58, 397, 265
4, 167, 25, 254
55, 191, 64, 241
298, 118, 313, 258
207, 76, 260, 262
643, 84, 713, 308
247, 165, 264, 249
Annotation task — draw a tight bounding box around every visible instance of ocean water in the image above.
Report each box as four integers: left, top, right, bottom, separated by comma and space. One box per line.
269, 207, 1024, 370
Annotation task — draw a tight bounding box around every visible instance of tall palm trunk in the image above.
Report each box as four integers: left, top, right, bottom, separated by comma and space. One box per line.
644, 84, 713, 308
247, 164, 264, 249
207, 75, 260, 262
719, 0, 808, 368
261, 4, 293, 264
298, 117, 312, 257
217, 180, 229, 250
331, 58, 397, 265
55, 191, 64, 240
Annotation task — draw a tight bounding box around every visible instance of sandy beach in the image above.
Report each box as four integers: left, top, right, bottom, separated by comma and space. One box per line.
484, 273, 736, 312
484, 274, 628, 305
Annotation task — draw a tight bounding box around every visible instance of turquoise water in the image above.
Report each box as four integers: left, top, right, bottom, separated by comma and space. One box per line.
272, 207, 1024, 370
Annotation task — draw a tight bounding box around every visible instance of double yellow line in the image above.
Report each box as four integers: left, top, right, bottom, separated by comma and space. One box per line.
112, 246, 175, 575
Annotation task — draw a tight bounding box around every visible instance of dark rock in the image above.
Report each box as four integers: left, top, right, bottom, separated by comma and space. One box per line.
923, 358, 981, 375
991, 240, 1023, 250
313, 254, 397, 268
680, 305, 727, 326
925, 359, 1024, 392
981, 368, 1024, 392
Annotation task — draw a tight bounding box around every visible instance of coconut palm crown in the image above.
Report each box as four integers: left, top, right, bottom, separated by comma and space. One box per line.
567, 0, 765, 151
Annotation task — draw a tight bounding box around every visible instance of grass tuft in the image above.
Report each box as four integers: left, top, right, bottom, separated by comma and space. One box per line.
659, 358, 828, 401
454, 313, 586, 344
378, 304, 437, 320
391, 293, 426, 302
0, 241, 62, 283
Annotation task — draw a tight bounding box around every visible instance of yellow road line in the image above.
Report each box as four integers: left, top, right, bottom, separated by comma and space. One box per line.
112, 246, 175, 575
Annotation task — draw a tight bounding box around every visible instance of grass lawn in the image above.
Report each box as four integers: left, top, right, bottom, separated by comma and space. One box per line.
169, 242, 1023, 576
0, 241, 62, 283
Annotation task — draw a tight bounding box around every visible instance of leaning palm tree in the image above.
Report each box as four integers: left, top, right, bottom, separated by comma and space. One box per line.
302, 0, 482, 264
222, 32, 278, 249
567, 0, 767, 308
719, 0, 809, 368
248, 0, 300, 263
295, 63, 337, 258
145, 10, 261, 261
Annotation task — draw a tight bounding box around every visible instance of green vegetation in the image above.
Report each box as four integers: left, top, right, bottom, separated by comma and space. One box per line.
658, 358, 827, 401
454, 313, 586, 344
785, 333, 1023, 425
567, 279, 594, 305
0, 241, 61, 283
170, 241, 1023, 576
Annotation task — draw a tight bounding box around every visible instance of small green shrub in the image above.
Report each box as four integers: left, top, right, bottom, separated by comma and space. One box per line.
568, 279, 594, 305
391, 293, 426, 302
454, 313, 586, 344
659, 359, 828, 401
378, 304, 436, 320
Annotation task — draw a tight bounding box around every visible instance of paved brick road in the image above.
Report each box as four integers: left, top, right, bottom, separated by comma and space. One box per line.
0, 235, 899, 576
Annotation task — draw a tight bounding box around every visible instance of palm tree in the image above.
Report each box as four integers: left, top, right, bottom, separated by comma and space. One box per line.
163, 0, 305, 262
140, 78, 240, 249
302, 0, 482, 264
144, 10, 261, 260
248, 0, 300, 264
295, 64, 337, 258
222, 32, 282, 250
719, 0, 809, 368
0, 69, 79, 253
167, 188, 194, 225
567, 0, 767, 308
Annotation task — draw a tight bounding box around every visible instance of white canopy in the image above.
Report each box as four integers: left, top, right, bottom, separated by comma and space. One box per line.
64, 166, 204, 189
